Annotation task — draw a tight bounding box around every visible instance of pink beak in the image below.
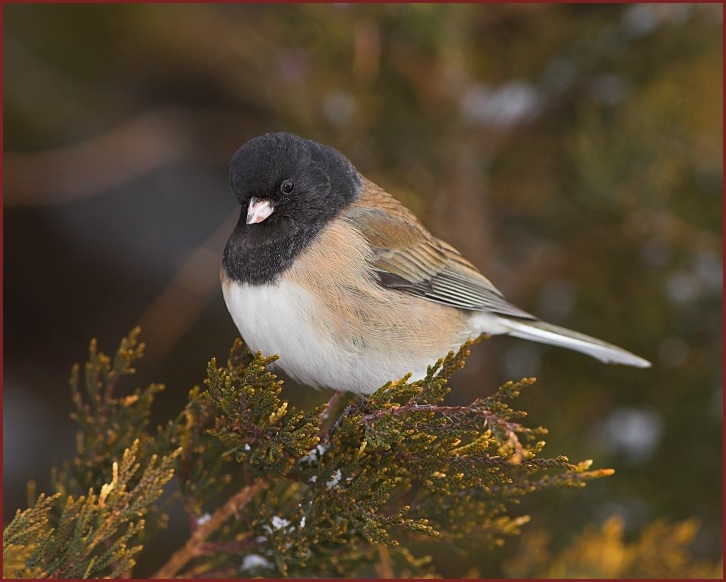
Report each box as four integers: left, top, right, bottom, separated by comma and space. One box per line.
246, 197, 274, 224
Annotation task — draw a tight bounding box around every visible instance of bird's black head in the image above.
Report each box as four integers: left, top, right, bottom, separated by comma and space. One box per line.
223, 132, 363, 284
229, 132, 362, 244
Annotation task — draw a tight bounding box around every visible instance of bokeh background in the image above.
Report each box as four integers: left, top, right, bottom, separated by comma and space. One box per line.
3, 3, 722, 577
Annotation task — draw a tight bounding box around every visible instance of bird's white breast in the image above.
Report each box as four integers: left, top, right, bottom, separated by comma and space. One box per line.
223, 279, 319, 379
222, 279, 392, 393
221, 277, 453, 394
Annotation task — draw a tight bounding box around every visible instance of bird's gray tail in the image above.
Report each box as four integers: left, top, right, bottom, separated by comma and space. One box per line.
500, 318, 651, 368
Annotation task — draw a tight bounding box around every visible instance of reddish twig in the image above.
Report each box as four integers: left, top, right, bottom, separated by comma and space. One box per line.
152, 479, 266, 579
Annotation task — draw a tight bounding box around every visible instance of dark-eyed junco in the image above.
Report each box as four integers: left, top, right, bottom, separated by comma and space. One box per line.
221, 132, 650, 394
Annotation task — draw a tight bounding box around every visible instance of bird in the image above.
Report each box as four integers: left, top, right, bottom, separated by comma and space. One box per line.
221, 132, 650, 395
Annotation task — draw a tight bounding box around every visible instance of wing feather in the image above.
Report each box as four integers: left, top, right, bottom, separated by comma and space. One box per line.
343, 180, 536, 320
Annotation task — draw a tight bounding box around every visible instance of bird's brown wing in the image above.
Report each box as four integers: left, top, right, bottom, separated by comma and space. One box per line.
343, 178, 536, 319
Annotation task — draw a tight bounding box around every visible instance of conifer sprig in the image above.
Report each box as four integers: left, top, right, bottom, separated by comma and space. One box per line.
5, 330, 621, 578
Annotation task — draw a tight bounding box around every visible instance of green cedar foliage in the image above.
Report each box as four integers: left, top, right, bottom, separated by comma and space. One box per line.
5, 329, 615, 578
4, 441, 178, 579
4, 330, 180, 578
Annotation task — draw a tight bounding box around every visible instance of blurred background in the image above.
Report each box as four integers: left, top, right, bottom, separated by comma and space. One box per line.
3, 3, 722, 577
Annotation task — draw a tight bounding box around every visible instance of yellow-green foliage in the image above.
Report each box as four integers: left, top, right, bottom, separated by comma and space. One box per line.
3, 441, 178, 578
6, 329, 719, 578
155, 336, 616, 578
504, 516, 723, 579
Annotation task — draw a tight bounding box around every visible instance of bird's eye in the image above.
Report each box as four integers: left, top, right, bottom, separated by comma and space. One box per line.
280, 179, 295, 194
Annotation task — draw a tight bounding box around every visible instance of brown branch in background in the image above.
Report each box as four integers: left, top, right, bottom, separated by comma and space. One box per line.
136, 213, 238, 362
152, 479, 267, 579
3, 107, 192, 207
375, 544, 395, 579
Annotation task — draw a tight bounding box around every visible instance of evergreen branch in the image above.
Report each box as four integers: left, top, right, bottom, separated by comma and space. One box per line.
152, 479, 267, 579
7, 331, 629, 578
3, 440, 178, 579
360, 401, 528, 459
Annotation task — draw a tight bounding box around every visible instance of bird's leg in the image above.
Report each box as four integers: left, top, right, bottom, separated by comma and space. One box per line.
321, 390, 345, 422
